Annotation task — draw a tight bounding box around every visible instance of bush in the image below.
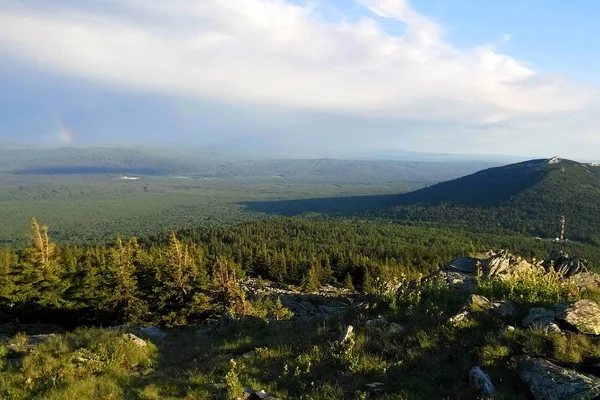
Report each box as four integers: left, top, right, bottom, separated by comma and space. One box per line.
476, 269, 580, 305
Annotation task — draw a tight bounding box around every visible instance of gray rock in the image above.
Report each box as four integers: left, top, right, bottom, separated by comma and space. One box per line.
439, 271, 478, 291
388, 322, 404, 334
244, 388, 276, 399
365, 382, 384, 392
124, 333, 147, 347
518, 356, 600, 400
470, 294, 493, 310
447, 257, 480, 274
139, 326, 167, 339
492, 301, 518, 317
449, 310, 472, 326
523, 307, 556, 328
469, 366, 495, 398
555, 300, 600, 335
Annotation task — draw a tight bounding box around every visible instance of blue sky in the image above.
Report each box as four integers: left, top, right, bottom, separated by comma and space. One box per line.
0, 0, 598, 159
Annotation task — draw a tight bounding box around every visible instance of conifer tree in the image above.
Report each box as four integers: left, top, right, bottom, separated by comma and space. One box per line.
0, 248, 15, 301
301, 263, 320, 293
213, 257, 247, 318
20, 218, 65, 305
106, 236, 146, 323
342, 273, 355, 291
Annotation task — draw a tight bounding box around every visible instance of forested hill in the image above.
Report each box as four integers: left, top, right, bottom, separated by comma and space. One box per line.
379, 158, 600, 242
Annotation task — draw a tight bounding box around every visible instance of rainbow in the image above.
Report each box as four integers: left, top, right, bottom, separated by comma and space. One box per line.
58, 122, 75, 144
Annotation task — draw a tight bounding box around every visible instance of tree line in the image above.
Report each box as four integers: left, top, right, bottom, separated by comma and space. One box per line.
1, 217, 598, 328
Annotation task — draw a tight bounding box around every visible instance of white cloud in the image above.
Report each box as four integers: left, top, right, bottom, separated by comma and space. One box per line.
0, 0, 597, 157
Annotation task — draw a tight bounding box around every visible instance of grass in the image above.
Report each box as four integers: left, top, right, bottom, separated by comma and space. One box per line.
2, 268, 600, 399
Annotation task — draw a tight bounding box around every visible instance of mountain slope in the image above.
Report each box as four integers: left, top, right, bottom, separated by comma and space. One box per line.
384, 158, 600, 242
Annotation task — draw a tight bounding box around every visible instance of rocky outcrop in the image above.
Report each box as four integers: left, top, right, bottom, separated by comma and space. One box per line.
555, 300, 600, 335
449, 295, 517, 326
523, 307, 555, 327
518, 356, 600, 400
544, 250, 590, 278
241, 278, 358, 318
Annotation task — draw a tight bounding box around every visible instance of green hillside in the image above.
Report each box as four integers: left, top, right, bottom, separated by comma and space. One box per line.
383, 158, 600, 242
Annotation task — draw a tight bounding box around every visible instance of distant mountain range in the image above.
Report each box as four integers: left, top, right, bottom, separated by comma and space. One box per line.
0, 145, 503, 184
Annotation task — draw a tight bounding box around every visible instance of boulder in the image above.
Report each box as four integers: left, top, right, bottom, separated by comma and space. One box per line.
139, 326, 167, 340
447, 257, 480, 274
124, 333, 147, 347
449, 310, 472, 326
470, 294, 493, 310
523, 308, 556, 328
492, 301, 518, 317
555, 300, 600, 335
244, 389, 276, 400
469, 366, 495, 398
544, 250, 589, 278
518, 356, 600, 400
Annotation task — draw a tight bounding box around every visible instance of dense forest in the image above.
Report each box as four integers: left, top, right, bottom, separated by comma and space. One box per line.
2, 217, 598, 329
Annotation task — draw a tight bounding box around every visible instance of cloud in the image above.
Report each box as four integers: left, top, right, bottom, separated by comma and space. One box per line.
0, 0, 596, 157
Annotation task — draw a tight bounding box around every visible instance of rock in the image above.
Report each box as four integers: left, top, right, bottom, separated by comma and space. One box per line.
438, 271, 478, 291
482, 252, 511, 277
8, 334, 55, 352
0, 335, 9, 342
365, 316, 388, 328
7, 358, 23, 368
388, 322, 404, 334
523, 308, 556, 328
449, 310, 472, 326
543, 250, 589, 278
447, 257, 480, 274
365, 382, 384, 392
338, 325, 354, 343
492, 301, 518, 317
469, 366, 495, 398
139, 326, 167, 339
517, 356, 600, 400
499, 325, 515, 337
470, 294, 493, 310
244, 389, 276, 400
569, 272, 600, 290
124, 333, 147, 347
555, 300, 600, 335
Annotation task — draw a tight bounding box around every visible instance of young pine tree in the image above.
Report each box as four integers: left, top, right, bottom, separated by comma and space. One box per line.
342, 273, 355, 291
19, 218, 65, 306
105, 236, 147, 323
301, 263, 321, 293
213, 257, 248, 318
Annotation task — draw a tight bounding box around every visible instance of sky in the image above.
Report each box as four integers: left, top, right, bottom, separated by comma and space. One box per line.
0, 0, 599, 159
